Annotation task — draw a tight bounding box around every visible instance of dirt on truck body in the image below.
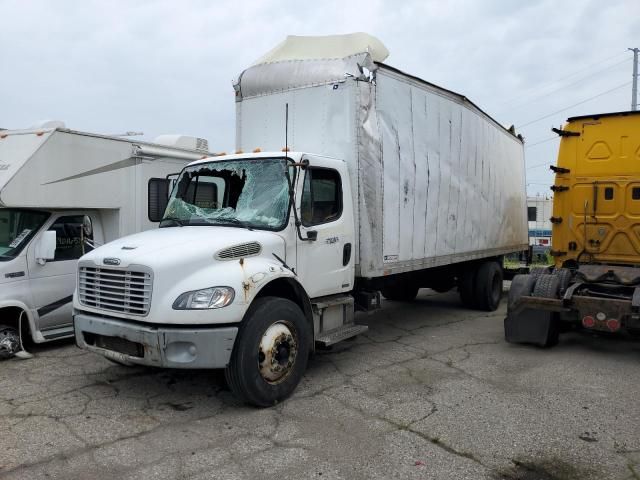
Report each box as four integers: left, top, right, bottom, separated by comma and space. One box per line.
506, 110, 640, 346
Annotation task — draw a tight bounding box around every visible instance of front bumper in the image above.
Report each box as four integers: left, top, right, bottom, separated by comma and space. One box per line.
74, 313, 238, 369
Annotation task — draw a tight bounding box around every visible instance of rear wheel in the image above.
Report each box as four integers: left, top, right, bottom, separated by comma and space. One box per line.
531, 274, 561, 347
474, 262, 503, 311
553, 268, 572, 296
225, 297, 311, 407
507, 274, 536, 312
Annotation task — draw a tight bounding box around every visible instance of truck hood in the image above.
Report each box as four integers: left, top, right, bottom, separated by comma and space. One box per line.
80, 226, 286, 269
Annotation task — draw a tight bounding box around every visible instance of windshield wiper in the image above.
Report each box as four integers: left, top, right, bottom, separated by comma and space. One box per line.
220, 218, 254, 231
159, 217, 185, 228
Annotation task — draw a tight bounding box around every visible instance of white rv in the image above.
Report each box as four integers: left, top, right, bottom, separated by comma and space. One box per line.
73, 34, 527, 406
0, 123, 210, 353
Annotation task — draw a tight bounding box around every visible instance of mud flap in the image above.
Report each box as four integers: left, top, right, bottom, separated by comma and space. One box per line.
504, 309, 557, 347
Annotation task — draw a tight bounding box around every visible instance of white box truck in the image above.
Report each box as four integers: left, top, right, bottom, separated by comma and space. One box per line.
0, 122, 210, 356
73, 34, 527, 406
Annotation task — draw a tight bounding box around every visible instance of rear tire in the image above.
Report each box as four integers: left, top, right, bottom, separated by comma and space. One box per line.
507, 274, 536, 312
225, 297, 310, 407
531, 274, 561, 347
474, 262, 504, 311
553, 268, 572, 296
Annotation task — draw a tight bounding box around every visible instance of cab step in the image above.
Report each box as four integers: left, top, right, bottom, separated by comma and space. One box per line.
315, 324, 368, 347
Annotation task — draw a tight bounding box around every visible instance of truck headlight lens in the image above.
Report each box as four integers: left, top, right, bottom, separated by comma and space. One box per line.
172, 287, 235, 310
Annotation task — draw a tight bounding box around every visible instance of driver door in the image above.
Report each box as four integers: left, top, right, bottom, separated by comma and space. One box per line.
295, 156, 355, 298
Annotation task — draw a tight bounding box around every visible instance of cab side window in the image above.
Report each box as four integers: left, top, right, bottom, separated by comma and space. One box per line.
48, 216, 94, 261
300, 168, 342, 226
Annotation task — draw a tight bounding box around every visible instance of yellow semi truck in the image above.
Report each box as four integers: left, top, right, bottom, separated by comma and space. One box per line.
506, 111, 640, 346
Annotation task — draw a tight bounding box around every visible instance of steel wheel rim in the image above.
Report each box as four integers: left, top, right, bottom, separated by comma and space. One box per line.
0, 327, 19, 359
258, 321, 298, 384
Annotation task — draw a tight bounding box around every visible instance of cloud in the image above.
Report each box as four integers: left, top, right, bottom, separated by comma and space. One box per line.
1, 0, 638, 194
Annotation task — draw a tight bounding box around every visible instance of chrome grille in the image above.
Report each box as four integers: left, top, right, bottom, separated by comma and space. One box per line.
78, 265, 152, 316
215, 242, 262, 260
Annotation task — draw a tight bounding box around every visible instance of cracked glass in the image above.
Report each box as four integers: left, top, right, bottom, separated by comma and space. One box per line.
162, 158, 291, 231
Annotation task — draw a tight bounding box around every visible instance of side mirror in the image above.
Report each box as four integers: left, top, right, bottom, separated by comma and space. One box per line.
82, 215, 93, 237
148, 178, 170, 222
35, 231, 56, 265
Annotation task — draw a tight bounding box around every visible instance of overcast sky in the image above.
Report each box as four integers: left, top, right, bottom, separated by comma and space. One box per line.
1, 0, 638, 195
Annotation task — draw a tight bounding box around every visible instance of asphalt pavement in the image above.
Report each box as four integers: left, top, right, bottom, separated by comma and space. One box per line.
1, 289, 639, 480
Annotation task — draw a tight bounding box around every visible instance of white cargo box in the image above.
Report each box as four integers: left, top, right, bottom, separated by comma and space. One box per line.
235, 35, 527, 278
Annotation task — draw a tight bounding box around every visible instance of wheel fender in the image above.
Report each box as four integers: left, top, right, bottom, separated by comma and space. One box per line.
247, 273, 313, 338
0, 300, 41, 343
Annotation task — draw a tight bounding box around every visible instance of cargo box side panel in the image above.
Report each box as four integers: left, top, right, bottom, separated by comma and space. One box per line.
358, 69, 527, 277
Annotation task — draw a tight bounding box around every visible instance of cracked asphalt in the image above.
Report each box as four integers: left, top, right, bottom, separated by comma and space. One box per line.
1, 289, 640, 480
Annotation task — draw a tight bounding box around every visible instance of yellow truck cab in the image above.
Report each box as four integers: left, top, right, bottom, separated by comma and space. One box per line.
506, 111, 640, 346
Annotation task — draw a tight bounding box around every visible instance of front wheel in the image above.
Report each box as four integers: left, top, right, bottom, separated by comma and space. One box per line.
0, 325, 20, 360
225, 297, 311, 407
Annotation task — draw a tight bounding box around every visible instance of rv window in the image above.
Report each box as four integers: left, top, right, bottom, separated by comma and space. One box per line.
300, 168, 342, 226
527, 207, 537, 222
48, 215, 94, 261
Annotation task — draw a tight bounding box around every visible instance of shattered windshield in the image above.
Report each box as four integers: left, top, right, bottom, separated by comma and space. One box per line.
161, 158, 291, 231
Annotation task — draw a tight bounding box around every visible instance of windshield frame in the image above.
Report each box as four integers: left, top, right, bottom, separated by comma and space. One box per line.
0, 208, 51, 261
160, 156, 296, 232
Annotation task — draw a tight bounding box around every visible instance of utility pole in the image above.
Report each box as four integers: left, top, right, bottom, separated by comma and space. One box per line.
630, 47, 639, 111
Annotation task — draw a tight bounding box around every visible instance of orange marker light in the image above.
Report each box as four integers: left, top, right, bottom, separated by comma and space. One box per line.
253, 148, 261, 153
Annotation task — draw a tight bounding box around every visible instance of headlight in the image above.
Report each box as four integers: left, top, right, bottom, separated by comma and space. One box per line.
172, 287, 235, 310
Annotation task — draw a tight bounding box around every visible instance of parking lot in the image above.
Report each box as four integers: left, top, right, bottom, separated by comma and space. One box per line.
1, 289, 639, 480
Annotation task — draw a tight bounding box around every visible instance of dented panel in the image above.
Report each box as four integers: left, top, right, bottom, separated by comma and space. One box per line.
236, 54, 527, 279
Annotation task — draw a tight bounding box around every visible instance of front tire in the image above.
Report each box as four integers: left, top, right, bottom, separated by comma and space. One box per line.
225, 297, 311, 407
0, 325, 20, 360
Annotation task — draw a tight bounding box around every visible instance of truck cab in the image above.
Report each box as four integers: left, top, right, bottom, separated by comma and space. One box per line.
506, 111, 640, 346
73, 152, 362, 406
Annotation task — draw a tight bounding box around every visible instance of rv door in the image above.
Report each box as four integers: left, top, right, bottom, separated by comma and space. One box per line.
28, 213, 101, 336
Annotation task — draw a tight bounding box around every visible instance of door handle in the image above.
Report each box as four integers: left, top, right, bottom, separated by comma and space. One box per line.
306, 230, 318, 241
343, 243, 352, 266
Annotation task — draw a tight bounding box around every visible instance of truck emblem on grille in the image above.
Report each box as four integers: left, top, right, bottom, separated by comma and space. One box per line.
103, 257, 121, 266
